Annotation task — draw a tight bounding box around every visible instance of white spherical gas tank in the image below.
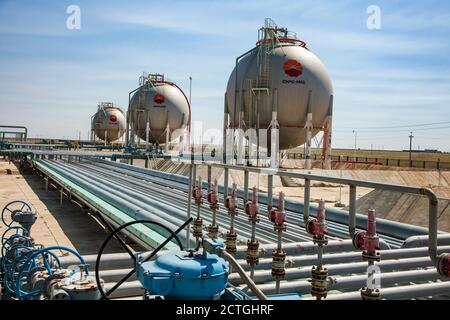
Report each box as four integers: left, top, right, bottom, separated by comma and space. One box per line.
129, 75, 190, 145
91, 103, 126, 142
226, 37, 333, 150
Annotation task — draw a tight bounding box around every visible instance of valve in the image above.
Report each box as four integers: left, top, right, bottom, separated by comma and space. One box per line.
225, 183, 238, 255
355, 209, 381, 300
311, 266, 328, 300
2, 200, 37, 234
207, 180, 219, 240
352, 209, 380, 262
245, 187, 259, 220
269, 192, 286, 228
271, 192, 286, 293
245, 187, 260, 272
11, 210, 37, 234
437, 253, 450, 277
192, 177, 204, 242
192, 178, 203, 206
308, 200, 329, 300
225, 183, 237, 214
306, 199, 328, 245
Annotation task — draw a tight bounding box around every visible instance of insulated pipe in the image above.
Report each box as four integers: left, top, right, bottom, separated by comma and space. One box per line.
234, 239, 390, 260
217, 247, 267, 300
39, 160, 192, 245
321, 281, 450, 300
44, 160, 295, 245
255, 268, 447, 296
93, 159, 420, 242
48, 159, 407, 250
47, 160, 190, 231
62, 160, 319, 244
237, 246, 450, 271
101, 268, 447, 299
229, 256, 437, 285
60, 252, 142, 269
99, 268, 137, 283
105, 280, 144, 299
74, 161, 297, 244
87, 159, 403, 247
402, 234, 450, 248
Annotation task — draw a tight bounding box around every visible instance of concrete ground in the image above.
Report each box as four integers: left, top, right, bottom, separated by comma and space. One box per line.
0, 159, 122, 255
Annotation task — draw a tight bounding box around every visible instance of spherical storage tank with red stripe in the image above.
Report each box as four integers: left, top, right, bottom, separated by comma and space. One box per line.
91, 102, 127, 142
129, 74, 190, 145
225, 23, 333, 150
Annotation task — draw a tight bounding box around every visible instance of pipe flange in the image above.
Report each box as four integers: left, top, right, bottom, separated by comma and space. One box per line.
361, 286, 380, 300
437, 253, 450, 277
228, 208, 238, 217
313, 236, 328, 246
192, 218, 203, 239
362, 251, 381, 262
246, 240, 259, 265
311, 266, 328, 299
271, 250, 286, 277
207, 224, 219, 239
225, 231, 237, 254
274, 225, 286, 232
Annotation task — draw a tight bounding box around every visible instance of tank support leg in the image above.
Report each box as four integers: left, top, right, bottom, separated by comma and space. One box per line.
323, 95, 334, 170
304, 90, 313, 170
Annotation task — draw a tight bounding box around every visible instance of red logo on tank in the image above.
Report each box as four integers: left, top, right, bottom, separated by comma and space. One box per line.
283, 59, 303, 77
153, 94, 165, 104
109, 115, 117, 122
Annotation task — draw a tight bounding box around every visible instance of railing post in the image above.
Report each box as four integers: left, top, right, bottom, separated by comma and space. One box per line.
267, 174, 273, 213
186, 163, 194, 249
244, 169, 249, 205
304, 178, 311, 224
224, 167, 229, 198
207, 165, 212, 193
349, 184, 357, 237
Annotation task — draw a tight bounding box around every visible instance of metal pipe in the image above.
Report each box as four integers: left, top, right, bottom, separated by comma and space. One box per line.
257, 268, 446, 296
101, 159, 422, 242
243, 169, 249, 205
349, 184, 356, 237
303, 178, 310, 224
186, 163, 194, 249
217, 248, 267, 300
38, 160, 192, 245
234, 239, 389, 259
267, 174, 273, 213
402, 234, 450, 248
322, 281, 450, 300
230, 256, 437, 285
237, 246, 450, 271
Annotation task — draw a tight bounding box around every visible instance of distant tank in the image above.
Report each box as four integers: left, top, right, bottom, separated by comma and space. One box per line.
91, 102, 126, 143
128, 73, 190, 145
225, 19, 333, 150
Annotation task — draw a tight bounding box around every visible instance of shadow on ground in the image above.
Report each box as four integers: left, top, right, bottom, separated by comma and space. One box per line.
16, 162, 128, 255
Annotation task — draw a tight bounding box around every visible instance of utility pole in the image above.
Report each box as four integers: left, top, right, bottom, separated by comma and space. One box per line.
352, 130, 357, 160
409, 131, 414, 167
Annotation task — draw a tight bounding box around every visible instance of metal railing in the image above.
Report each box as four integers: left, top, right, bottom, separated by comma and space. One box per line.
187, 161, 446, 274
285, 153, 450, 170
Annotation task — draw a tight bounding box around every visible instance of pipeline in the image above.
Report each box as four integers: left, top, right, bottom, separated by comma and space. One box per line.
321, 281, 450, 300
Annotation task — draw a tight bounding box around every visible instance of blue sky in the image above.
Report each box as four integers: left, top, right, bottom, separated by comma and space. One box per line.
0, 0, 449, 151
